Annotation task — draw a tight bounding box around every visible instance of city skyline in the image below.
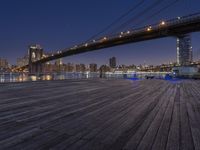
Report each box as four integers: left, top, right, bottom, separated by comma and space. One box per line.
0, 0, 200, 66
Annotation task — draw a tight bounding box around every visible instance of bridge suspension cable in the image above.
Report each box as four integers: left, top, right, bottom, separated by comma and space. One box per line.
73, 0, 189, 52
85, 0, 146, 42
108, 0, 165, 34
132, 0, 181, 28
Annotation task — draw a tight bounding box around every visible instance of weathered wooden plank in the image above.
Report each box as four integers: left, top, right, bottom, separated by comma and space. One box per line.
101, 83, 170, 150
0, 127, 42, 149
179, 84, 195, 150
151, 84, 176, 150
183, 83, 200, 150
134, 85, 172, 150
166, 85, 181, 150
123, 84, 173, 150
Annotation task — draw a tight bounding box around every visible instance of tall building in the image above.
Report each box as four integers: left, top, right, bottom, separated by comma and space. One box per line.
109, 57, 117, 68
89, 64, 97, 72
75, 64, 86, 72
177, 35, 193, 66
0, 58, 8, 68
65, 63, 75, 72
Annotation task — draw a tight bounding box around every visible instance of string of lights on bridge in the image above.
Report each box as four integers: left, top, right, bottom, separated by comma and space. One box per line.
49, 13, 199, 58
43, 0, 193, 59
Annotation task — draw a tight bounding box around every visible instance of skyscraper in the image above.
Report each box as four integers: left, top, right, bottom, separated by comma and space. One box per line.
177, 35, 193, 66
109, 57, 117, 68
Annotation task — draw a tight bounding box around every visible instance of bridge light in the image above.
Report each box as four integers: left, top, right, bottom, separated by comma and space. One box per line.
147, 26, 152, 31
160, 21, 165, 25
72, 45, 78, 49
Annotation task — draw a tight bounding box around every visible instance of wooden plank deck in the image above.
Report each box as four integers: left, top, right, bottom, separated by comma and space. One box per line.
0, 79, 200, 150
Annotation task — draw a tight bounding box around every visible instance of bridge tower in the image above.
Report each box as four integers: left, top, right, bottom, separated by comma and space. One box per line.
176, 34, 193, 66
28, 45, 44, 74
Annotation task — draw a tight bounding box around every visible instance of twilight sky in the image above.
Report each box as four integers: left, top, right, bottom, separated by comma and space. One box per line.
0, 0, 200, 66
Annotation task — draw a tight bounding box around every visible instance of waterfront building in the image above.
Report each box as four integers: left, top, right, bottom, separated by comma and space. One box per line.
99, 65, 110, 73
109, 57, 117, 68
75, 64, 86, 72
177, 35, 193, 66
65, 63, 75, 72
43, 64, 54, 73
0, 58, 8, 69
89, 63, 98, 72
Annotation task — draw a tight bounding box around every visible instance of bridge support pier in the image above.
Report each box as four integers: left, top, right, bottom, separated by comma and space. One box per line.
29, 63, 44, 75
28, 45, 44, 76
176, 34, 193, 66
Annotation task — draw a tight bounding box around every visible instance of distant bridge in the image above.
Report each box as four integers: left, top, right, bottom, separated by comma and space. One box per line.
18, 12, 200, 72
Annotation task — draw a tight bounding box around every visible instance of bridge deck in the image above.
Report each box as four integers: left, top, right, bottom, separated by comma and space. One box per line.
0, 79, 200, 150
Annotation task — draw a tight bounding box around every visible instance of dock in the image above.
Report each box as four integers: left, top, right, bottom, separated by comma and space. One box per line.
0, 79, 200, 150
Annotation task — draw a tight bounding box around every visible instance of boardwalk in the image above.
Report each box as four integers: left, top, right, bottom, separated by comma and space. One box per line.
0, 79, 200, 150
